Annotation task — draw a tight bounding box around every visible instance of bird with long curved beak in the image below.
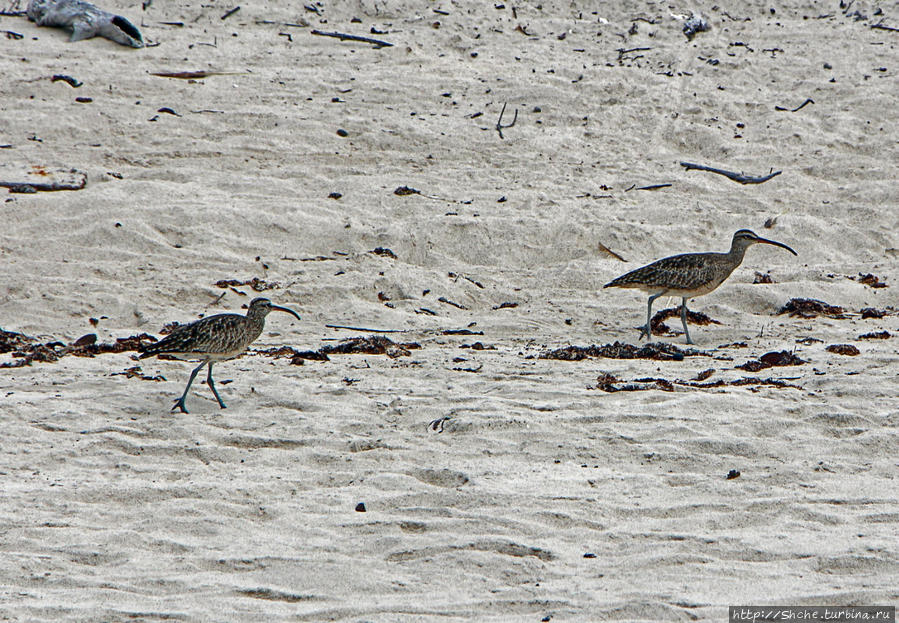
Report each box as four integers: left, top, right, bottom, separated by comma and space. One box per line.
139, 297, 301, 413
604, 229, 797, 344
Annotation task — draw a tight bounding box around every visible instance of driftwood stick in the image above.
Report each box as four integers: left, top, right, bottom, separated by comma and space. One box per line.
679, 161, 782, 185
495, 102, 518, 139
871, 21, 899, 32
325, 324, 406, 333
438, 297, 468, 310
775, 97, 814, 112
310, 29, 392, 48
0, 173, 87, 192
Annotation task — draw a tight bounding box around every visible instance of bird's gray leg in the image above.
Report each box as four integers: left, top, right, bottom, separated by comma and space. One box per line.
206, 362, 227, 409
173, 361, 207, 414
640, 294, 661, 341
680, 297, 693, 345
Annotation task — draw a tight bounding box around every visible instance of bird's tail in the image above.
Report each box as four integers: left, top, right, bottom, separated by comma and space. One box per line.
138, 341, 161, 359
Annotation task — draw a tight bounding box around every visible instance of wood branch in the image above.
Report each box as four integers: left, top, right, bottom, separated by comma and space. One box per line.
438, 297, 468, 310
598, 242, 627, 262
871, 21, 899, 32
0, 169, 87, 192
775, 98, 814, 112
679, 161, 782, 185
151, 71, 246, 79
310, 29, 392, 48
636, 183, 672, 191
325, 324, 406, 333
495, 102, 518, 139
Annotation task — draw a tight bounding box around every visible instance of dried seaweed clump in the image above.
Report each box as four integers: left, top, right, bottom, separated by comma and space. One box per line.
1, 330, 155, 368
596, 373, 674, 392
215, 277, 279, 291
736, 350, 806, 372
860, 308, 888, 319
68, 333, 157, 357
650, 307, 720, 336
859, 331, 890, 340
288, 335, 421, 365
856, 273, 888, 288
595, 372, 801, 393
826, 344, 860, 356
323, 335, 419, 357
778, 298, 847, 319
542, 341, 700, 362
0, 329, 36, 354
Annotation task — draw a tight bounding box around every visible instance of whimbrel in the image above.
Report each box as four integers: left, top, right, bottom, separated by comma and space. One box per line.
139, 297, 301, 413
603, 229, 797, 344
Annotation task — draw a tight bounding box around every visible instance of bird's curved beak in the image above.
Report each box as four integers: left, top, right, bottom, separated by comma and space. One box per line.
271, 305, 302, 320
756, 236, 797, 256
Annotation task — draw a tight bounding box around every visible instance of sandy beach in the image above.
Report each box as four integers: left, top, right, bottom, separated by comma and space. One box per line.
1, 0, 897, 620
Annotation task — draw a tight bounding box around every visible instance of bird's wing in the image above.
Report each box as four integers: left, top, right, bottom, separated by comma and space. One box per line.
139, 314, 245, 357
605, 253, 721, 291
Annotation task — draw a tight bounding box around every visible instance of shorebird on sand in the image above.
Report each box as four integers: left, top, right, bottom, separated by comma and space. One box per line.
603, 229, 797, 344
139, 297, 301, 413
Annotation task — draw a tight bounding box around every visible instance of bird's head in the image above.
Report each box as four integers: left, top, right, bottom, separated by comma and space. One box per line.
732, 229, 797, 256
247, 297, 302, 321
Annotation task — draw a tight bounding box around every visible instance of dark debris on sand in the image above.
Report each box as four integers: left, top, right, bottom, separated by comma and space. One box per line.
650, 307, 721, 336
0, 329, 36, 354
736, 350, 807, 372
67, 333, 158, 357
826, 344, 860, 356
0, 330, 156, 368
860, 307, 889, 319
541, 341, 705, 362
284, 335, 422, 365
595, 372, 802, 393
855, 273, 888, 288
859, 331, 891, 340
778, 298, 848, 319
110, 365, 166, 381
215, 277, 280, 291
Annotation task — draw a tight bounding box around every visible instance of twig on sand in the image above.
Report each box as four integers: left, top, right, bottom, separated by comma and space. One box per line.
775, 98, 814, 112
310, 29, 392, 48
325, 324, 406, 333
679, 161, 781, 185
598, 242, 627, 262
635, 183, 672, 191
151, 70, 247, 79
871, 20, 899, 32
0, 169, 87, 192
495, 102, 518, 139
438, 297, 468, 310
